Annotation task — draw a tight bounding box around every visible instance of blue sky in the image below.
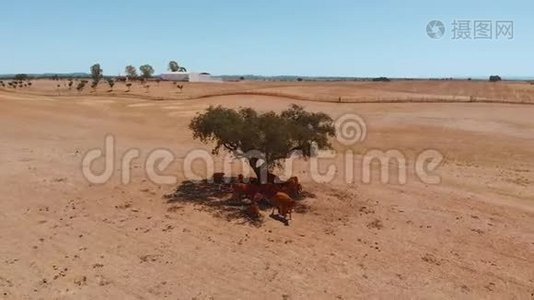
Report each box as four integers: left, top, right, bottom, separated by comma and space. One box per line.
1, 0, 533, 77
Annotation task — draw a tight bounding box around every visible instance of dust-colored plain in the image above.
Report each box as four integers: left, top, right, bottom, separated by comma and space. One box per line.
1, 80, 533, 299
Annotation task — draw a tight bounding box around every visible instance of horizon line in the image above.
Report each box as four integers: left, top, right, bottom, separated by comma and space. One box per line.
0, 72, 533, 81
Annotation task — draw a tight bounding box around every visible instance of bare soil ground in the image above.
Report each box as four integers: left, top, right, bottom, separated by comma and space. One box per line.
0, 80, 533, 299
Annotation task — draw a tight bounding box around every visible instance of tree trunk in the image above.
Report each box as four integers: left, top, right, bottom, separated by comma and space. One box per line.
248, 158, 268, 184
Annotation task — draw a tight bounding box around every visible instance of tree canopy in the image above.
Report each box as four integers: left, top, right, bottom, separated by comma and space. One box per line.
168, 61, 187, 72
489, 75, 502, 82
14, 74, 29, 81
90, 64, 103, 83
139, 64, 155, 79
125, 65, 138, 80
189, 104, 336, 180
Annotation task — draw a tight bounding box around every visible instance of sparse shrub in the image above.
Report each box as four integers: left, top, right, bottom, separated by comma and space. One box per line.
76, 81, 86, 93
489, 75, 502, 82
176, 84, 183, 92
297, 77, 303, 82
126, 83, 132, 92
107, 78, 115, 91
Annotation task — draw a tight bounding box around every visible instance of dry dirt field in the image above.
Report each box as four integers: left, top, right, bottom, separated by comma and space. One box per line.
0, 80, 533, 299
10, 78, 534, 104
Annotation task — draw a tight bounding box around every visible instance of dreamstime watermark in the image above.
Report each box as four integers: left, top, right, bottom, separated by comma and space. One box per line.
334, 113, 367, 145
426, 19, 514, 40
81, 114, 444, 185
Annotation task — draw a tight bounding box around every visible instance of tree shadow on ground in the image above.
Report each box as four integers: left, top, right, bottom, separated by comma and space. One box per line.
164, 178, 311, 227
164, 178, 263, 226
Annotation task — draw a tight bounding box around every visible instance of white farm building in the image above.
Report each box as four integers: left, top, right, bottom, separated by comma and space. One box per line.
159, 72, 222, 83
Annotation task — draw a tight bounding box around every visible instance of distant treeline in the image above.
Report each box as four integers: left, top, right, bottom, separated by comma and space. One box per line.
219, 75, 401, 82
219, 75, 534, 82
218, 75, 514, 82
0, 73, 92, 80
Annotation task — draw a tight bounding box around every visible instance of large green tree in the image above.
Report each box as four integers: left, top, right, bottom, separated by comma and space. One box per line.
190, 104, 336, 180
168, 60, 187, 72
90, 63, 103, 83
139, 64, 155, 79
125, 65, 138, 80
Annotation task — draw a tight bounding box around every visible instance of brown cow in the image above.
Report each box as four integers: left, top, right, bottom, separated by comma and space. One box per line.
232, 183, 279, 200
232, 183, 254, 200
270, 192, 296, 220
245, 193, 262, 219
277, 176, 302, 198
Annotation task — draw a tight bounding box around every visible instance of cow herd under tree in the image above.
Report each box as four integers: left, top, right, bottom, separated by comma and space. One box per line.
189, 104, 337, 224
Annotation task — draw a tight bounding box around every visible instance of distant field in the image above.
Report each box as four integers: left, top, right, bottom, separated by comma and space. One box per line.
2, 79, 534, 104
